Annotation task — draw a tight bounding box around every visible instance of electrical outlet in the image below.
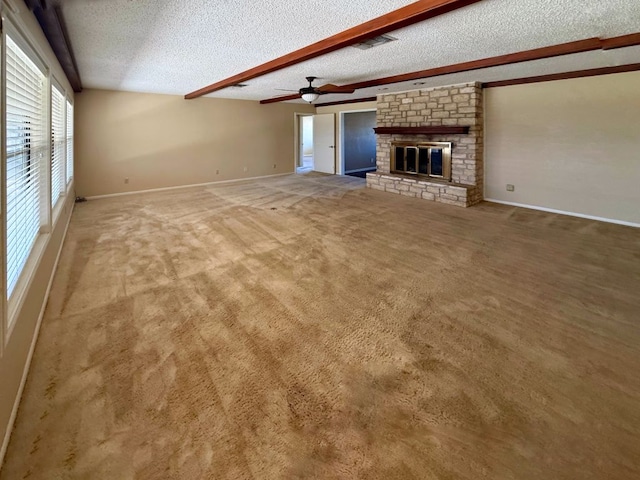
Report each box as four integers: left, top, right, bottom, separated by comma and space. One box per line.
243, 166, 248, 172
273, 164, 277, 169
506, 184, 514, 192
124, 177, 129, 184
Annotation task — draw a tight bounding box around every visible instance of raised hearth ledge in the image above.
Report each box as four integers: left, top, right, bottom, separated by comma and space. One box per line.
366, 172, 474, 207
373, 126, 470, 135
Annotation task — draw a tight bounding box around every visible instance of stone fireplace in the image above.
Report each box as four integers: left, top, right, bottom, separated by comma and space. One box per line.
366, 82, 483, 207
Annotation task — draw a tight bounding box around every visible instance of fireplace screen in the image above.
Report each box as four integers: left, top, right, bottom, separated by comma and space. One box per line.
391, 141, 452, 180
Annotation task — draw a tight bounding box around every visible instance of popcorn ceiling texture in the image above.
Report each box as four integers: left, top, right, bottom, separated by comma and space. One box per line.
367, 82, 483, 207
57, 0, 640, 101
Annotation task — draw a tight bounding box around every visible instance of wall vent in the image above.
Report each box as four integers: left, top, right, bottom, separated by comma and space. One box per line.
352, 34, 397, 50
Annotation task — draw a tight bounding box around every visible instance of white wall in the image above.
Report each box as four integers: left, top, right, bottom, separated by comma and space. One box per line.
484, 71, 640, 226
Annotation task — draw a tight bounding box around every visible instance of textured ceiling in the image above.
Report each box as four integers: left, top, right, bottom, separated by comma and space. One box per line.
58, 0, 640, 103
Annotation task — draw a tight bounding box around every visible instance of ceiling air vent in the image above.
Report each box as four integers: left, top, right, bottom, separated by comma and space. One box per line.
352, 34, 397, 50
231, 83, 248, 88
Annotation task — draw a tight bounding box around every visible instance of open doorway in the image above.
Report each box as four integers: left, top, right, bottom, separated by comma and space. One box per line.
297, 114, 314, 173
341, 110, 376, 178
295, 113, 336, 174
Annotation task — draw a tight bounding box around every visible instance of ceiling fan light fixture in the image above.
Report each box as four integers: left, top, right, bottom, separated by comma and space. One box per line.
301, 92, 320, 103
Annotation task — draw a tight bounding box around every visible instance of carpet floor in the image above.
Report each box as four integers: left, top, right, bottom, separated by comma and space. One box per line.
1, 173, 639, 479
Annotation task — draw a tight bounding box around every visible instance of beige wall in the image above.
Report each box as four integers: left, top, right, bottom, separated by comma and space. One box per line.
316, 101, 377, 175
485, 71, 640, 225
75, 90, 315, 197
1, 0, 75, 468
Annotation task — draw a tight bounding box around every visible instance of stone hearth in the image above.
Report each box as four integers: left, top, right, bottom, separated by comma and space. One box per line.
366, 82, 483, 207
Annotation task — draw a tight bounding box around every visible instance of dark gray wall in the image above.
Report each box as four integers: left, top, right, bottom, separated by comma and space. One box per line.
344, 111, 376, 172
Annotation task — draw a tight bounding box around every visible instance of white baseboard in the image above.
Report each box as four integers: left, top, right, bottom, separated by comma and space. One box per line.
0, 200, 75, 470
485, 198, 640, 228
85, 173, 293, 200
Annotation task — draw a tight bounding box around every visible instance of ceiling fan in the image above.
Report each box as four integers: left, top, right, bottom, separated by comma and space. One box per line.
297, 76, 355, 103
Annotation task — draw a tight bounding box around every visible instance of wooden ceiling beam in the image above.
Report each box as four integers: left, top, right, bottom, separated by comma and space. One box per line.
482, 63, 640, 88
259, 31, 640, 104
26, 0, 83, 92
601, 32, 640, 50
184, 0, 483, 99
342, 38, 602, 90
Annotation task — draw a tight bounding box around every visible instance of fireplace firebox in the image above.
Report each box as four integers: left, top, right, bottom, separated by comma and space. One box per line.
391, 141, 452, 181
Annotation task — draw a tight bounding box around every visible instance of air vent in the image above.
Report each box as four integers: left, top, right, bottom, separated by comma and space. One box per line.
231, 83, 248, 88
352, 34, 397, 50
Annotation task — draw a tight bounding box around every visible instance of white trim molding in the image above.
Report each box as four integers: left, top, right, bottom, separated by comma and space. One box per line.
85, 173, 293, 200
485, 198, 640, 228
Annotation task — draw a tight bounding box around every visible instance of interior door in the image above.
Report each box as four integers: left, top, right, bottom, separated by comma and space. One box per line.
313, 113, 335, 174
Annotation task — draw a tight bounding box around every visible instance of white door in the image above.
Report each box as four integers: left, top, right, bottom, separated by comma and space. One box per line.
313, 114, 335, 174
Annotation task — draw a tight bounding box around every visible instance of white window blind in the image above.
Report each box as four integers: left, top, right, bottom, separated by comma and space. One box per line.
5, 35, 47, 297
51, 85, 65, 205
66, 100, 73, 183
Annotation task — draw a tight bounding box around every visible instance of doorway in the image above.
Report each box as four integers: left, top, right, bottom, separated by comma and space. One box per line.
297, 114, 314, 173
295, 113, 336, 174
341, 110, 376, 178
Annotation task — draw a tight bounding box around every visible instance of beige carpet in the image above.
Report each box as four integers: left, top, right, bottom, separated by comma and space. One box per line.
2, 173, 639, 479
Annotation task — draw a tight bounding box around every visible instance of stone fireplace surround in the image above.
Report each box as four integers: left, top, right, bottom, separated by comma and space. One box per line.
366, 82, 483, 207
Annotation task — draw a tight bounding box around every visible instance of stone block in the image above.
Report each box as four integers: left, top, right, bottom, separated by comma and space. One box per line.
400, 190, 417, 197
421, 192, 436, 201
452, 94, 470, 103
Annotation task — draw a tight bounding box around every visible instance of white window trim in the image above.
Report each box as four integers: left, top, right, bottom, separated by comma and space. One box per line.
65, 97, 74, 190
50, 78, 66, 222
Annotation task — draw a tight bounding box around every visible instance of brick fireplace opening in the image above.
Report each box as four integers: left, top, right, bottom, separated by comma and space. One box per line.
366, 82, 483, 207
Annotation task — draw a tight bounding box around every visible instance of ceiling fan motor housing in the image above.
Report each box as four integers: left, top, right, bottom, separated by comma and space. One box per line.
300, 76, 319, 95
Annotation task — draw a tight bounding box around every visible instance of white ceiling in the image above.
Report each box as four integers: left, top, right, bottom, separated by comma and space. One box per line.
57, 0, 640, 103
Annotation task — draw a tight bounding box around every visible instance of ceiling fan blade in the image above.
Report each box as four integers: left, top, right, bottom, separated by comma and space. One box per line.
260, 92, 302, 105
317, 83, 356, 94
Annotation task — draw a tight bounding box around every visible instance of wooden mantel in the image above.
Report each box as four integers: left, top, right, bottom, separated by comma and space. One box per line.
373, 126, 470, 135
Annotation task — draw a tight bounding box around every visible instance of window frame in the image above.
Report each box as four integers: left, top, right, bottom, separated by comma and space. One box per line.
2, 20, 52, 335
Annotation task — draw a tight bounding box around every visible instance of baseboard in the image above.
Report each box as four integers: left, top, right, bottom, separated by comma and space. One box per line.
0, 200, 75, 471
85, 173, 293, 200
344, 167, 376, 174
485, 198, 640, 228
